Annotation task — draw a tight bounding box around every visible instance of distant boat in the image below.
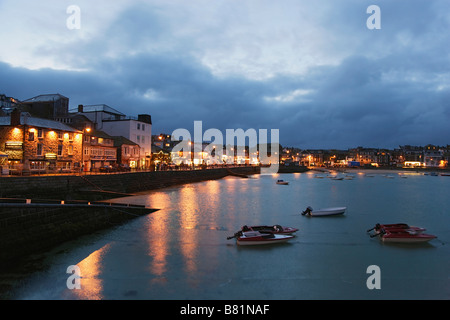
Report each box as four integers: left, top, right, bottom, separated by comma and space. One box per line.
301, 206, 346, 217
276, 179, 289, 185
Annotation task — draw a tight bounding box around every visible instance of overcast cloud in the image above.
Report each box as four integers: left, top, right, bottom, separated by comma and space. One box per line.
1, 0, 449, 149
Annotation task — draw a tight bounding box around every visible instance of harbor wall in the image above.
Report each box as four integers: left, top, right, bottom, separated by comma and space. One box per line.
0, 204, 157, 268
0, 166, 260, 199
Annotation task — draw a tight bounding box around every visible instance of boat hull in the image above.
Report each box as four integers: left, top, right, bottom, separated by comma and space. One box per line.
236, 232, 294, 246
380, 233, 437, 243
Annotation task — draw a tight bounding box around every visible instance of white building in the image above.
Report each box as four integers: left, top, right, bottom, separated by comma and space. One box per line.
71, 104, 152, 169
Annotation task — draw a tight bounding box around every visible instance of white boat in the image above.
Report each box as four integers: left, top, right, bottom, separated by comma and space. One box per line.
276, 179, 289, 185
301, 206, 346, 217
228, 231, 294, 246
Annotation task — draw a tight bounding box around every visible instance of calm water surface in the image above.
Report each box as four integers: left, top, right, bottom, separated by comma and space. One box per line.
10, 171, 450, 300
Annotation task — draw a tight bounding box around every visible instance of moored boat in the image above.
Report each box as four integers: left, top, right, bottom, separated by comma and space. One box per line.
375, 230, 436, 243
276, 179, 289, 185
228, 231, 294, 246
301, 206, 346, 216
368, 223, 436, 243
241, 225, 298, 235
367, 223, 426, 234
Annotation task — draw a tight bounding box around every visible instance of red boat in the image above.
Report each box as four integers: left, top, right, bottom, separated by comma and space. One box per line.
368, 223, 436, 243
241, 225, 298, 235
228, 231, 294, 246
368, 223, 426, 234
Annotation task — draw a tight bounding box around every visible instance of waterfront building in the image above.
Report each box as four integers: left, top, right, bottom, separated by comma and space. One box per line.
151, 144, 171, 170
113, 136, 140, 169
81, 129, 117, 172
71, 104, 152, 169
0, 110, 82, 175
423, 144, 445, 167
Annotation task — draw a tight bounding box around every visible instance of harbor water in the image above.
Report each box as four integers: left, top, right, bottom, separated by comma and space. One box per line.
7, 171, 450, 300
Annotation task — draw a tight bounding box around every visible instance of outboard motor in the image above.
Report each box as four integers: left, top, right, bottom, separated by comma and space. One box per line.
301, 206, 313, 215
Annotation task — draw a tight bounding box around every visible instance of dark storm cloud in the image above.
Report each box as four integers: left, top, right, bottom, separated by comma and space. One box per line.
1, 0, 449, 149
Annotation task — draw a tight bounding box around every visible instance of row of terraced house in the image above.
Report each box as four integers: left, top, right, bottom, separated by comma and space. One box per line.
0, 93, 152, 175
280, 145, 450, 168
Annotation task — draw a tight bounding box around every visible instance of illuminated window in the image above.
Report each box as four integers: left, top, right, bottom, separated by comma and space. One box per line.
37, 129, 43, 138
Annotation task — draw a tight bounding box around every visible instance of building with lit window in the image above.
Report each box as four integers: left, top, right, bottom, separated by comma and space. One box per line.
81, 129, 117, 172
0, 110, 82, 175
71, 104, 152, 169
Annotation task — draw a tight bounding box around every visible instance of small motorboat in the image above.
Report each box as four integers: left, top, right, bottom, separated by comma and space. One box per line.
241, 225, 298, 235
367, 223, 426, 234
276, 179, 289, 185
301, 206, 346, 217
227, 230, 294, 246
368, 223, 436, 243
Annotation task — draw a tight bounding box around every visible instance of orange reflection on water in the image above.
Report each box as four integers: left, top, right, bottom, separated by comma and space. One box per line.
73, 243, 112, 300
145, 192, 171, 280
179, 186, 200, 277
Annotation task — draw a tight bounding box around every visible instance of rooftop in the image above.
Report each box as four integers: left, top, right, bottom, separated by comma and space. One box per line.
23, 94, 68, 103
70, 104, 125, 116
0, 114, 81, 133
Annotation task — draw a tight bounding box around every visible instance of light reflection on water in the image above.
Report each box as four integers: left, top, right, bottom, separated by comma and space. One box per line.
11, 172, 450, 300
72, 243, 112, 300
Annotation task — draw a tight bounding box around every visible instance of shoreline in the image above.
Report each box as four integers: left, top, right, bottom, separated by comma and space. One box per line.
308, 166, 450, 175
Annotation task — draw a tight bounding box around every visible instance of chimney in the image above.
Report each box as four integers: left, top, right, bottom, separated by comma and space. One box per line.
10, 108, 21, 126
138, 114, 152, 124
78, 104, 84, 113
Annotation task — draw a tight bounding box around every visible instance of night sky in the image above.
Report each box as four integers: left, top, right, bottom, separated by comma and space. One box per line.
1, 0, 449, 149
